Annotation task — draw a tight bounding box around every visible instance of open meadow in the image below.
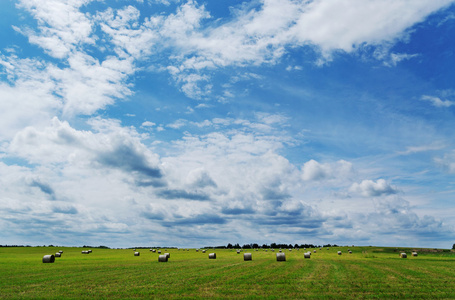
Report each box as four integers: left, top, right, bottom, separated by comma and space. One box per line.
1, 246, 455, 299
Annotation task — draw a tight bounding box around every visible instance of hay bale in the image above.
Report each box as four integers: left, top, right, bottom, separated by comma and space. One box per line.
313, 250, 316, 253
42, 254, 55, 263
134, 252, 140, 256
237, 250, 241, 254
337, 251, 342, 255
55, 252, 61, 257
209, 253, 216, 259
165, 253, 170, 259
59, 250, 63, 253
196, 249, 199, 252
158, 250, 161, 254
412, 252, 418, 257
244, 253, 252, 261
348, 250, 352, 254
88, 250, 92, 253
304, 252, 311, 259
82, 250, 89, 254
400, 253, 407, 258
158, 255, 168, 262
202, 250, 206, 253
276, 253, 286, 261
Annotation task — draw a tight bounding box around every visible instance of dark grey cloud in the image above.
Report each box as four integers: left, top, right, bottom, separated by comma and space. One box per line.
97, 143, 162, 178
162, 213, 227, 227
30, 180, 56, 200
52, 204, 78, 214
221, 206, 255, 215
157, 189, 210, 201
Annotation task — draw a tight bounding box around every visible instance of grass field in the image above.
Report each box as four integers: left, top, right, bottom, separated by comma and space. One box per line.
1, 246, 455, 299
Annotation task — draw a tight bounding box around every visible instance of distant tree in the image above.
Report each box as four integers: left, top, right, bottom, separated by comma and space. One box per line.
452, 243, 455, 250
227, 243, 233, 249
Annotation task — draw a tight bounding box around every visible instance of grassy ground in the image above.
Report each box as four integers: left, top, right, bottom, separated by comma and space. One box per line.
1, 246, 455, 299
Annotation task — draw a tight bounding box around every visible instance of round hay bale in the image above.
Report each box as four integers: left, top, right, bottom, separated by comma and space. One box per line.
337, 251, 342, 255
196, 249, 199, 252
237, 250, 241, 254
244, 253, 252, 261
158, 254, 168, 262
55, 252, 61, 257
59, 250, 63, 253
276, 253, 286, 261
304, 252, 311, 259
209, 253, 216, 259
202, 250, 206, 253
279, 249, 282, 252
313, 250, 316, 253
158, 250, 161, 254
400, 253, 407, 258
412, 252, 418, 257
165, 253, 170, 259
81, 250, 89, 254
43, 254, 55, 263
88, 250, 92, 253
134, 252, 140, 256
152, 249, 156, 252
348, 250, 352, 254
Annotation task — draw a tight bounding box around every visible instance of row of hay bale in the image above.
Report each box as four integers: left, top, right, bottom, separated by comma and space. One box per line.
400, 252, 418, 258
42, 250, 63, 263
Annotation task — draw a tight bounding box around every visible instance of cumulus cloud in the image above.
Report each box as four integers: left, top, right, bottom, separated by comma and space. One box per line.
349, 179, 399, 197
8, 117, 162, 180
301, 159, 352, 181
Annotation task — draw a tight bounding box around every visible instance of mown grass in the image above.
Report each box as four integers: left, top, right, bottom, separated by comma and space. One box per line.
1, 246, 455, 299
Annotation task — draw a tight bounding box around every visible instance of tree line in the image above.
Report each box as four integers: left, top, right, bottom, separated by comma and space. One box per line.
207, 243, 339, 249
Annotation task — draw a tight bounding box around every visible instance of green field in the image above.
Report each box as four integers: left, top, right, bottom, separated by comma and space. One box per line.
1, 246, 455, 299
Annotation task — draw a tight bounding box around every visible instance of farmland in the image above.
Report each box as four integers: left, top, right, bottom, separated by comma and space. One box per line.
1, 246, 455, 299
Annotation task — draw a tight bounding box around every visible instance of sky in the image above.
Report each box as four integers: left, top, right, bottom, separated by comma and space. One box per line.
1, 0, 455, 249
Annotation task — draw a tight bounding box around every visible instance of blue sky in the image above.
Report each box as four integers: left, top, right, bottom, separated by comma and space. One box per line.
1, 0, 455, 248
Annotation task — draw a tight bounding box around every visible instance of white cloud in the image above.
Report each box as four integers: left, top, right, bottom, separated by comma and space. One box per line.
398, 142, 445, 155
349, 179, 399, 197
434, 150, 455, 173
0, 56, 61, 141
141, 121, 156, 127
16, 0, 95, 59
158, 0, 454, 94
421, 95, 455, 108
301, 159, 352, 181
